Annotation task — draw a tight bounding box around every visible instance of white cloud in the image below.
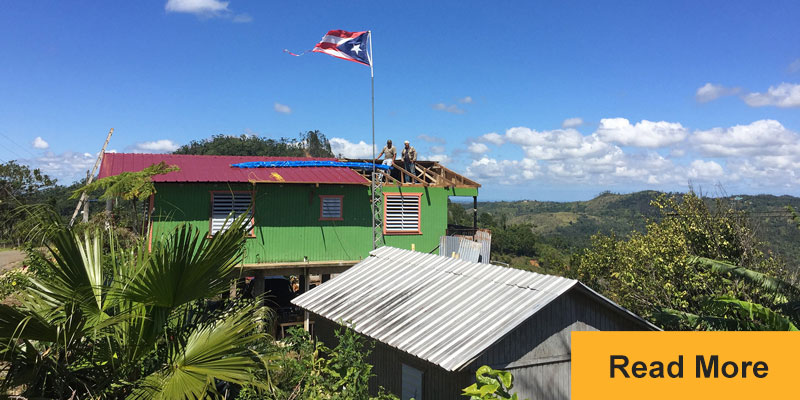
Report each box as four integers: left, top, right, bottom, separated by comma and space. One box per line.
467, 142, 489, 155
458, 96, 473, 104
789, 59, 800, 73
451, 118, 800, 193
165, 0, 229, 14
165, 0, 251, 22
465, 157, 539, 184
231, 13, 252, 23
274, 102, 292, 114
432, 103, 465, 114
691, 119, 798, 157
481, 132, 504, 145
417, 134, 446, 144
742, 83, 800, 108
695, 83, 740, 103
596, 118, 688, 148
32, 136, 49, 149
503, 126, 622, 161
330, 137, 375, 158
23, 151, 96, 183
425, 153, 452, 165
128, 139, 180, 153
561, 117, 583, 129
688, 160, 724, 179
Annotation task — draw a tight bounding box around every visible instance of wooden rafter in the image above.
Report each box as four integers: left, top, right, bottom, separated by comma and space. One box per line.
344, 159, 480, 188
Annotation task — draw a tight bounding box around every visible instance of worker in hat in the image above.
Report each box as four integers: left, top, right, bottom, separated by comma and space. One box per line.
401, 140, 417, 183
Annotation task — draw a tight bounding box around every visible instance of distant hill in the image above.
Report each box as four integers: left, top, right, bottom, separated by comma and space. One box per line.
475, 191, 800, 269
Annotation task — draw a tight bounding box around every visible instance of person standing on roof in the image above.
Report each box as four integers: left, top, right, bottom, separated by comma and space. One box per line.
376, 139, 396, 167
401, 140, 417, 183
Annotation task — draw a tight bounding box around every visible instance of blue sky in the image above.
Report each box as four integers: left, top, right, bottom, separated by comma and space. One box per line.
1, 1, 799, 201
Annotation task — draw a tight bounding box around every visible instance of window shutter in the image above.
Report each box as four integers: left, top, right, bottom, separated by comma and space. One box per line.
211, 192, 253, 235
385, 194, 420, 233
321, 196, 342, 219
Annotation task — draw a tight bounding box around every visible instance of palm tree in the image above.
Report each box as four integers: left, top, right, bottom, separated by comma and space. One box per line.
0, 214, 271, 398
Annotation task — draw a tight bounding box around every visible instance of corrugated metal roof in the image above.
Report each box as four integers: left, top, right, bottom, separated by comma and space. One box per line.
292, 247, 656, 372
98, 153, 370, 185
439, 236, 484, 263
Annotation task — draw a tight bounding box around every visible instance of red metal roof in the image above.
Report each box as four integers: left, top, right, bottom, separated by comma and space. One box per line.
98, 153, 369, 185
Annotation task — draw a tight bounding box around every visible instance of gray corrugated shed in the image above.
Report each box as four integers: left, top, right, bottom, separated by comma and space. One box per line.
292, 246, 656, 372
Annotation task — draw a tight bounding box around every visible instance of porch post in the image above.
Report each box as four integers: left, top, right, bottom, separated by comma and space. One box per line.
303, 267, 311, 332
473, 196, 478, 229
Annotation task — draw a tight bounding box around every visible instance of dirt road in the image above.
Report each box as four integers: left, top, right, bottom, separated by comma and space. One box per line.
0, 250, 25, 273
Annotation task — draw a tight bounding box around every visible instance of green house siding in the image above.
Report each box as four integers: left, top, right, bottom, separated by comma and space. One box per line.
380, 186, 476, 254
151, 183, 477, 265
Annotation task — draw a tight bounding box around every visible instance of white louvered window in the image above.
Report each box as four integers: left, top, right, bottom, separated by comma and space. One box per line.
384, 193, 421, 234
319, 195, 343, 220
210, 192, 254, 235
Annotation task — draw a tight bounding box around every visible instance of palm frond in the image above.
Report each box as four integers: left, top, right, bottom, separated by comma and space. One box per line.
123, 216, 248, 309
0, 303, 58, 342
128, 303, 269, 400
692, 257, 800, 302
652, 308, 744, 331
708, 297, 799, 331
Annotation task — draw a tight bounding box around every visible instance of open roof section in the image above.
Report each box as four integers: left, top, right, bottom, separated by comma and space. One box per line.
345, 159, 481, 188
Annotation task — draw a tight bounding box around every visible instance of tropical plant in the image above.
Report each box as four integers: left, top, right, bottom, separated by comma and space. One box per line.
654, 257, 800, 331
0, 160, 57, 244
462, 365, 525, 400
237, 326, 398, 400
0, 213, 271, 398
577, 192, 784, 329
70, 161, 179, 234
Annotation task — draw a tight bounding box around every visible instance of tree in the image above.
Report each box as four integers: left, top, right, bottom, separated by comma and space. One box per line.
71, 162, 179, 234
577, 192, 784, 329
174, 131, 335, 158
0, 161, 56, 244
448, 201, 472, 226
492, 224, 537, 257
0, 215, 271, 398
301, 130, 334, 158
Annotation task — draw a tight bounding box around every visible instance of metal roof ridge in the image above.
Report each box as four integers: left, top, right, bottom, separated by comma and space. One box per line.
369, 247, 576, 292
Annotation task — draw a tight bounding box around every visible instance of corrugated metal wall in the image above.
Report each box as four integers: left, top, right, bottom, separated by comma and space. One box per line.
473, 287, 653, 400
151, 183, 464, 264
380, 186, 451, 254
312, 315, 472, 400
312, 286, 651, 400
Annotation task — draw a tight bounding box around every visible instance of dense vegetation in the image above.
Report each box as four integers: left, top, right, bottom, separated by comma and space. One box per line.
452, 191, 800, 331
174, 130, 335, 158
451, 191, 800, 274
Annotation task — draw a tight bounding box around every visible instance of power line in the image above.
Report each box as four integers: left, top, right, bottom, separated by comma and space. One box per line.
0, 130, 39, 159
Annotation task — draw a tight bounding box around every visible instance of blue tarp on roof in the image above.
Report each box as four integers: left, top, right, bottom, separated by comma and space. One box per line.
231, 160, 392, 171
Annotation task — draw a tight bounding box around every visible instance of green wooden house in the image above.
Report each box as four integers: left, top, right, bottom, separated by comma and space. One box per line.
98, 153, 480, 276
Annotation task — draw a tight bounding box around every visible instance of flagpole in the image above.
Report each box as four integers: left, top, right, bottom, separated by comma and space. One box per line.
369, 30, 377, 249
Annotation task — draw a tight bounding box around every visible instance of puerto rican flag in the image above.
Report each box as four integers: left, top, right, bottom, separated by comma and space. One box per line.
312, 30, 371, 66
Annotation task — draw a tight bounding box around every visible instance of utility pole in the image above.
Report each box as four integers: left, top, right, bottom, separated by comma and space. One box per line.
70, 128, 113, 226
82, 170, 90, 223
